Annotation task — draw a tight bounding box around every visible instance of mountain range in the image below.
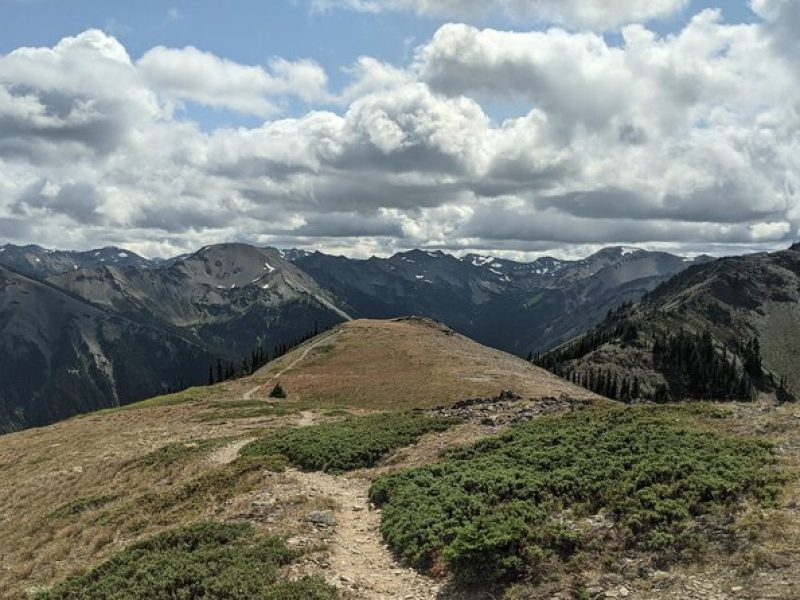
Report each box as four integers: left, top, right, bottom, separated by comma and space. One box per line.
0, 241, 709, 433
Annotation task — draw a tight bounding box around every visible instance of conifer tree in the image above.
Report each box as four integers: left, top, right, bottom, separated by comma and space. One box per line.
269, 382, 287, 399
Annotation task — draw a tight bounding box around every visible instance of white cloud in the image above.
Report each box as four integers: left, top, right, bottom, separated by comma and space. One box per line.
138, 46, 328, 116
0, 29, 160, 162
336, 57, 413, 104
751, 0, 800, 64
311, 0, 690, 31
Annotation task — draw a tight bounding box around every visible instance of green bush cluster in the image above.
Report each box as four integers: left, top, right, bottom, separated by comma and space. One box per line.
370, 407, 781, 584
36, 521, 337, 599
241, 413, 460, 473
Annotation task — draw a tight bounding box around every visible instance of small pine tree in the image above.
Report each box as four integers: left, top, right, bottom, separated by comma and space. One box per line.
269, 382, 287, 399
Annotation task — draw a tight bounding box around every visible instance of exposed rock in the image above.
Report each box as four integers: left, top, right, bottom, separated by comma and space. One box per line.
307, 510, 338, 527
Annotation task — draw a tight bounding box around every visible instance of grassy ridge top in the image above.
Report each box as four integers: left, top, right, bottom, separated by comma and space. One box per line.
225, 318, 601, 410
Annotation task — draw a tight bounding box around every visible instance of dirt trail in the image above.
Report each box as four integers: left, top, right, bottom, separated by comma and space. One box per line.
218, 434, 441, 598
208, 438, 255, 465
243, 331, 340, 400
291, 468, 442, 599
295, 410, 316, 427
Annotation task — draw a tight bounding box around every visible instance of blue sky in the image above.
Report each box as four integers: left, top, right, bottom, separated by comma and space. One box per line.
0, 0, 795, 259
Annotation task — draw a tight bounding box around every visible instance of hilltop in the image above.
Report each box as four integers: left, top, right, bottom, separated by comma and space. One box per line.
0, 318, 798, 599
230, 317, 597, 410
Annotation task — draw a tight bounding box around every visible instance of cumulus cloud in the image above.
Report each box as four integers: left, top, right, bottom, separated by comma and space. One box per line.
311, 0, 690, 30
0, 29, 160, 161
138, 47, 328, 116
294, 211, 405, 237
0, 9, 798, 259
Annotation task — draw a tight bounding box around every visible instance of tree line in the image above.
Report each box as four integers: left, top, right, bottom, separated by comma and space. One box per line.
533, 323, 774, 402
530, 319, 638, 372
207, 321, 324, 385
560, 367, 641, 401
651, 330, 754, 401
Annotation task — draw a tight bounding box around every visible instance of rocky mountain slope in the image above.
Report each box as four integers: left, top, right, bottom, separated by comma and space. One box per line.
537, 244, 800, 401
0, 265, 214, 432
0, 244, 155, 279
292, 246, 709, 355
48, 244, 350, 357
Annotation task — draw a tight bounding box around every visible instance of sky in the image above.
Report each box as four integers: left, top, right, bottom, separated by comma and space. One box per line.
0, 0, 797, 260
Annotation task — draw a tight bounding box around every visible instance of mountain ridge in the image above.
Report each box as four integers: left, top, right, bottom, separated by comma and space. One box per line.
0, 265, 215, 432
0, 241, 712, 432
537, 243, 800, 402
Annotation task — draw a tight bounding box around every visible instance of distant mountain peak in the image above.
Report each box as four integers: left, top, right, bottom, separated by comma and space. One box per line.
462, 253, 497, 267
587, 246, 644, 260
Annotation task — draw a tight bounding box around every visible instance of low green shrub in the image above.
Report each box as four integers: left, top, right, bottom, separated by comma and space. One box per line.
36, 521, 337, 599
370, 407, 781, 585
241, 412, 459, 473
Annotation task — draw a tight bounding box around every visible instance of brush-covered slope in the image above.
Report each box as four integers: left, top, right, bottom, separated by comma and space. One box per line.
233, 317, 599, 409
0, 266, 214, 433
1, 322, 799, 600
48, 243, 350, 356
538, 244, 800, 401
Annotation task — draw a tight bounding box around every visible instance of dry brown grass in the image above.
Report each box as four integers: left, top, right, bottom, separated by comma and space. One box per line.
228, 318, 600, 409
0, 395, 315, 597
